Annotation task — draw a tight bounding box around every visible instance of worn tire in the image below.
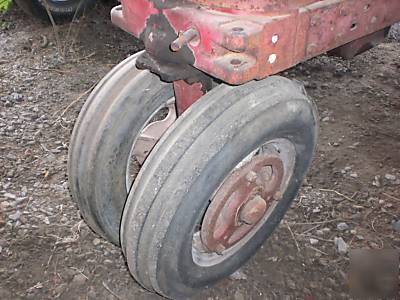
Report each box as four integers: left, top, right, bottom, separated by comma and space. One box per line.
121, 76, 318, 298
68, 51, 173, 245
14, 0, 96, 22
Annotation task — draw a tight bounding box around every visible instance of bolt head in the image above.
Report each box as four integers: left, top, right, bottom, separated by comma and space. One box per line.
239, 195, 267, 225
245, 171, 258, 183
215, 244, 226, 254
273, 191, 282, 200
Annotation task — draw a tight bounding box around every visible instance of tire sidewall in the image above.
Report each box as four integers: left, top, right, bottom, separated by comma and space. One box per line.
89, 73, 173, 242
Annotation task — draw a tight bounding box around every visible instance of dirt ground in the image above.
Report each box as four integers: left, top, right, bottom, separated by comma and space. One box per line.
0, 3, 399, 300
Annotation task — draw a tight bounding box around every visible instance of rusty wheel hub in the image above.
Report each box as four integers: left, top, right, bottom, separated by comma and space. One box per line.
201, 154, 284, 253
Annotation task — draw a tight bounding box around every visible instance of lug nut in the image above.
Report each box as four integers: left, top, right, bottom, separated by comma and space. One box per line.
215, 244, 226, 254
239, 195, 267, 225
273, 191, 282, 200
245, 171, 258, 183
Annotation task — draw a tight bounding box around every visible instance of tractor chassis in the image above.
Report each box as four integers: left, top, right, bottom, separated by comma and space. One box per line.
111, 0, 399, 114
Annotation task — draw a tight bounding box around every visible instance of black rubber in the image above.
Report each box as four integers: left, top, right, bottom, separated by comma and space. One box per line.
121, 76, 318, 299
68, 51, 173, 245
14, 0, 96, 22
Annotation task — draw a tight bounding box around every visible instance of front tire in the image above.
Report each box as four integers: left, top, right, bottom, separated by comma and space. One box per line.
68, 52, 174, 245
121, 76, 318, 298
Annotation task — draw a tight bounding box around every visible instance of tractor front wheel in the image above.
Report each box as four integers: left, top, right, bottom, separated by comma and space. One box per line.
121, 76, 318, 298
68, 52, 175, 245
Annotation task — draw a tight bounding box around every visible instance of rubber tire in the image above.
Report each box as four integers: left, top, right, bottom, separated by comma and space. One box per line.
121, 76, 318, 299
14, 0, 96, 22
68, 51, 174, 245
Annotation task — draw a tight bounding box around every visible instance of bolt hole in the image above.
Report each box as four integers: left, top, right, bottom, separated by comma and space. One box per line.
232, 27, 244, 32
268, 53, 277, 64
272, 34, 279, 44
350, 22, 357, 31
230, 59, 242, 65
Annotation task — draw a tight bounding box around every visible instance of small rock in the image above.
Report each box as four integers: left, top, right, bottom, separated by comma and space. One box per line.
0, 201, 10, 209
336, 222, 349, 231
234, 290, 245, 300
312, 207, 321, 213
21, 186, 28, 196
350, 173, 358, 178
267, 256, 278, 262
348, 142, 360, 149
309, 238, 319, 245
3, 193, 16, 200
87, 287, 96, 298
53, 283, 67, 296
372, 175, 381, 187
393, 220, 400, 232
8, 211, 21, 221
327, 277, 337, 287
92, 238, 101, 246
369, 241, 380, 248
385, 174, 397, 181
229, 270, 248, 280
286, 278, 296, 290
322, 227, 331, 233
11, 93, 24, 102
334, 237, 348, 255
71, 273, 87, 286
322, 116, 330, 122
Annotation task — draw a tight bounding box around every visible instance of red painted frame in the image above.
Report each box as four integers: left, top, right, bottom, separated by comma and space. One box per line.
112, 0, 400, 86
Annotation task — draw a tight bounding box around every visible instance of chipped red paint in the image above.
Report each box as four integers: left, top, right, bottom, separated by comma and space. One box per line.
173, 80, 205, 115
112, 0, 400, 85
111, 0, 158, 37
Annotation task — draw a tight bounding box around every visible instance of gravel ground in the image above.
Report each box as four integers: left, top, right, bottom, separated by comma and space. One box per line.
389, 23, 400, 40
0, 4, 399, 300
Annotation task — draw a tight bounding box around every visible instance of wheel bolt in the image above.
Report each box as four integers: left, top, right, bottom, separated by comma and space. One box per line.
215, 244, 226, 254
273, 191, 282, 200
245, 171, 257, 183
239, 195, 267, 225
171, 28, 199, 51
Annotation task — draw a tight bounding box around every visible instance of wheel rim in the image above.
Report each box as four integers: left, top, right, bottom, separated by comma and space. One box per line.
192, 138, 296, 267
125, 98, 177, 191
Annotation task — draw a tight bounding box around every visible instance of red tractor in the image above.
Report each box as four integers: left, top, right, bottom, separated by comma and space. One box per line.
67, 0, 400, 298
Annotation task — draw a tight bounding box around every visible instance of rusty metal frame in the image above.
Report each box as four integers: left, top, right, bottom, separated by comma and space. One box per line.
112, 0, 400, 86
